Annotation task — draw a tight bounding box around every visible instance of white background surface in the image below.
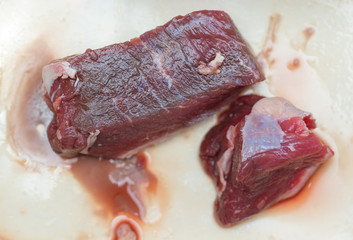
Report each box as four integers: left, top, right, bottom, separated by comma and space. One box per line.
0, 0, 353, 239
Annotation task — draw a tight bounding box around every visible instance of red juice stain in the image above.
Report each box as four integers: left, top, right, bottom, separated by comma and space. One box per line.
70, 152, 157, 220
303, 27, 315, 49
287, 58, 301, 71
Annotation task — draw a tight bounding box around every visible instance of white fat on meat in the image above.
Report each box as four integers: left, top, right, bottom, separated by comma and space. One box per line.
42, 61, 77, 95
241, 97, 312, 161
250, 97, 311, 121
80, 130, 100, 154
216, 125, 236, 196
276, 165, 318, 203
197, 52, 225, 75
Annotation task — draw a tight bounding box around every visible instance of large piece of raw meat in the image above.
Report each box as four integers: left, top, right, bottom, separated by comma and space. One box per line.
200, 95, 334, 226
42, 10, 264, 158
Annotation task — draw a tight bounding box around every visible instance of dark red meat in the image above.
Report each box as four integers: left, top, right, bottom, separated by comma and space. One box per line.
200, 95, 334, 226
42, 10, 264, 158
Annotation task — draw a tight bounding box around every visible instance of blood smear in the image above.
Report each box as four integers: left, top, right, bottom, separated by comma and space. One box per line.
71, 153, 157, 220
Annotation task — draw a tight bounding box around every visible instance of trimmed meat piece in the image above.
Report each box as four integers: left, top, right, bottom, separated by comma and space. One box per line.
200, 95, 334, 226
42, 10, 264, 158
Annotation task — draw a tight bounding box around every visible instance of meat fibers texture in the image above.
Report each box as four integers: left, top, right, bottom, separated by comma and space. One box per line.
199, 95, 334, 226
42, 10, 264, 158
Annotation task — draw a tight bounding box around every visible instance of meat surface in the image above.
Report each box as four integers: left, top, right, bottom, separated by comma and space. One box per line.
42, 10, 264, 158
200, 95, 334, 226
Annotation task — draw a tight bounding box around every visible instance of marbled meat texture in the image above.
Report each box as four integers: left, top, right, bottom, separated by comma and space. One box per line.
42, 10, 264, 158
200, 95, 334, 226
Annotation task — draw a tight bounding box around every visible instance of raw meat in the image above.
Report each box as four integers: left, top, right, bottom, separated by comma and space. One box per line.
42, 10, 264, 158
200, 95, 334, 226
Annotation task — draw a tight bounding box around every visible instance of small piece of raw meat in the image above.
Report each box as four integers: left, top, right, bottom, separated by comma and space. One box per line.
42, 10, 264, 158
200, 95, 334, 226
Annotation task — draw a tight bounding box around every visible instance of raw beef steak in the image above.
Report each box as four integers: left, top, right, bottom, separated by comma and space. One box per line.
200, 95, 334, 226
42, 10, 264, 158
